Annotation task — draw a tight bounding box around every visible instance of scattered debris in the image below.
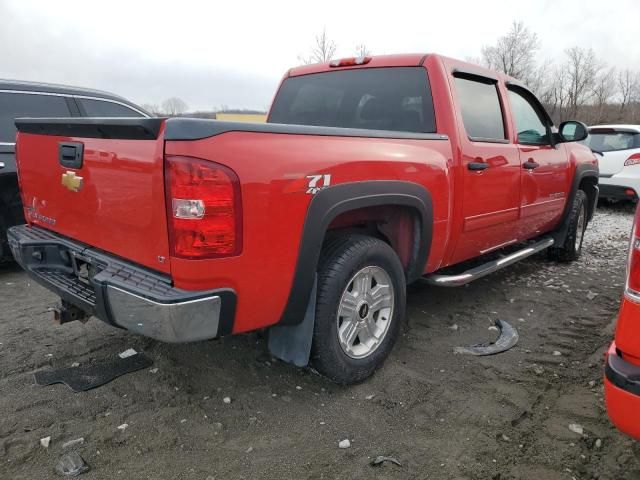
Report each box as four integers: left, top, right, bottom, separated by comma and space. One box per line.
568, 423, 584, 435
588, 380, 596, 388
149, 368, 159, 374
295, 386, 302, 390
449, 323, 459, 331
552, 351, 562, 356
586, 291, 598, 300
55, 452, 89, 477
118, 348, 137, 359
488, 325, 499, 332
70, 362, 80, 368
180, 419, 187, 424
371, 455, 402, 467
595, 438, 602, 449
117, 423, 128, 431
338, 439, 351, 449
62, 437, 84, 449
40, 436, 51, 448
454, 320, 519, 356
365, 394, 376, 400
246, 446, 253, 453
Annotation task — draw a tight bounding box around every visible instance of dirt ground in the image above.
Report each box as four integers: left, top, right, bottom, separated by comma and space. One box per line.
1, 204, 639, 480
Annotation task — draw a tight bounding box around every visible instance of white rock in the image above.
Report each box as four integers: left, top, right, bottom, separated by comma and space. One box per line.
595, 438, 602, 449
338, 439, 351, 449
117, 423, 129, 431
295, 386, 302, 390
586, 291, 598, 300
568, 423, 584, 435
223, 396, 231, 404
71, 362, 80, 368
40, 436, 51, 448
552, 351, 562, 356
149, 368, 159, 374
118, 348, 137, 359
365, 394, 376, 400
449, 323, 459, 331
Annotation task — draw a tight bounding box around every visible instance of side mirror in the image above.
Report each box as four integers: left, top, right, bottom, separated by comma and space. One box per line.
559, 120, 588, 142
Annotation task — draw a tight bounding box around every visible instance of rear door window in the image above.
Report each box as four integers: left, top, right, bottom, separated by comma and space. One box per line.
269, 67, 436, 133
78, 98, 144, 117
454, 76, 506, 142
0, 92, 71, 143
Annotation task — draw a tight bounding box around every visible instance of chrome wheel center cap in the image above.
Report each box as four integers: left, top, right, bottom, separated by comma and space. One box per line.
358, 302, 370, 319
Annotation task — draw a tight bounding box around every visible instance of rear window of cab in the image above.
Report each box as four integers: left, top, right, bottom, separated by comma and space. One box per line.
268, 67, 436, 134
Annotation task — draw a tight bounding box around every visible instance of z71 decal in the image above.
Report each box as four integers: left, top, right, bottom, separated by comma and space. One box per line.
306, 174, 332, 194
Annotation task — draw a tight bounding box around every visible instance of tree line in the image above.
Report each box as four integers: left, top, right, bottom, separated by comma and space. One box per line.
299, 23, 640, 125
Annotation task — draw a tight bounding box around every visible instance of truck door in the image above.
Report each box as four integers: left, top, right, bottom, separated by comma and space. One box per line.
449, 73, 521, 264
506, 86, 570, 238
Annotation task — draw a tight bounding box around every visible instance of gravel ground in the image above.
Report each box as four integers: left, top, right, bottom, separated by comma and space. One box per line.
1, 204, 639, 480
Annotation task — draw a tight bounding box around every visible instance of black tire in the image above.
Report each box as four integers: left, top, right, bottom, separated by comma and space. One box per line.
311, 235, 406, 384
548, 189, 588, 262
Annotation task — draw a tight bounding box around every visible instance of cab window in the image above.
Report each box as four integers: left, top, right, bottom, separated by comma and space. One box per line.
508, 89, 550, 145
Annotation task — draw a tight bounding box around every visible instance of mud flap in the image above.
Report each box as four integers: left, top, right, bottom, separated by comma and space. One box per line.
268, 276, 316, 367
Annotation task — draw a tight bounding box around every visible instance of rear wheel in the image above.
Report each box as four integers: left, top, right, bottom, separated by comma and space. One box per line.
549, 189, 588, 262
311, 235, 406, 384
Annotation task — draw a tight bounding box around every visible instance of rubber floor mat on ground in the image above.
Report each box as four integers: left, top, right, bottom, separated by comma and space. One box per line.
34, 353, 153, 392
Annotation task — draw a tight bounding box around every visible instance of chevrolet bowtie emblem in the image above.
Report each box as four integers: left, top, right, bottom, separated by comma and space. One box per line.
61, 171, 83, 192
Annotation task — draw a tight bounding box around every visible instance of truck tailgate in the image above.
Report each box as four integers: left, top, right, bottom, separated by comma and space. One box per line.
15, 118, 171, 274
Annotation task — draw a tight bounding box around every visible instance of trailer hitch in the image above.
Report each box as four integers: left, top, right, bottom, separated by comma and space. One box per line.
54, 300, 90, 325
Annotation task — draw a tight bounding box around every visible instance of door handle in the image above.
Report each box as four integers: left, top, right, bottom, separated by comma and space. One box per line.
523, 160, 539, 170
468, 162, 489, 171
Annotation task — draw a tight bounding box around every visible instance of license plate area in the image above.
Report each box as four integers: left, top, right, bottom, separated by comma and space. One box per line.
69, 252, 97, 286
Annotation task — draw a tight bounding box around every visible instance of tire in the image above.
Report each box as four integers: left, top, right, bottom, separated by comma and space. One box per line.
548, 189, 588, 262
311, 235, 406, 384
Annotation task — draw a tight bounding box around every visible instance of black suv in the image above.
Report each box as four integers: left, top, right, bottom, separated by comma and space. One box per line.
0, 80, 148, 261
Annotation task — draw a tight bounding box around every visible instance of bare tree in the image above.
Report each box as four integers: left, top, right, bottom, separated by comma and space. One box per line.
564, 47, 601, 119
591, 67, 617, 123
355, 44, 371, 57
161, 97, 188, 117
298, 28, 337, 65
619, 69, 640, 115
140, 103, 162, 116
481, 21, 539, 84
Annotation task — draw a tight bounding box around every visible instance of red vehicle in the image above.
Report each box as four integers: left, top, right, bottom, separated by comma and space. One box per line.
8, 54, 598, 384
605, 204, 640, 438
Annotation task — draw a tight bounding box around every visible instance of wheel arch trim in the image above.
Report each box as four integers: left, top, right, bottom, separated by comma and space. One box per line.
278, 180, 433, 326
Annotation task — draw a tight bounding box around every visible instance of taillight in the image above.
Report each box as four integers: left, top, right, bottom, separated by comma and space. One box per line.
626, 205, 640, 300
165, 156, 242, 259
624, 153, 640, 167
329, 57, 371, 67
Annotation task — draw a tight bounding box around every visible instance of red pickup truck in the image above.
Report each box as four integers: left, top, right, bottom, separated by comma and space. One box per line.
9, 54, 598, 384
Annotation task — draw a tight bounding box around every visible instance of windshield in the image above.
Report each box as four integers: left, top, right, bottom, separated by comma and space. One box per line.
268, 67, 436, 133
585, 131, 640, 152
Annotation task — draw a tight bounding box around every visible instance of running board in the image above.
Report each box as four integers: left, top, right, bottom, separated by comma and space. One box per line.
422, 237, 555, 287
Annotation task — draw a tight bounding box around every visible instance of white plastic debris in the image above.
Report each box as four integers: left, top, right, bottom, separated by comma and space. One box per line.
117, 423, 129, 431
40, 436, 51, 448
149, 368, 159, 374
223, 396, 231, 404
118, 348, 137, 359
62, 437, 84, 449
338, 439, 351, 449
568, 423, 584, 435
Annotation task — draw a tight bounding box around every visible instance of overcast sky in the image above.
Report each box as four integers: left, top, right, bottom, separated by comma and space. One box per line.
1, 0, 638, 111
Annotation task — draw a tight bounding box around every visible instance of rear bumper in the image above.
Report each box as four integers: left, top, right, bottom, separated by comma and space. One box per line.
7, 224, 236, 343
604, 342, 640, 439
598, 173, 640, 200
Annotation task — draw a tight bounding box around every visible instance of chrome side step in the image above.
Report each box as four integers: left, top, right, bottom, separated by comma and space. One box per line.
422, 237, 555, 287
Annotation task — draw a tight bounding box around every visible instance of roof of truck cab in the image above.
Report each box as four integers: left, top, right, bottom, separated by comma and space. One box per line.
0, 79, 143, 109
287, 53, 520, 83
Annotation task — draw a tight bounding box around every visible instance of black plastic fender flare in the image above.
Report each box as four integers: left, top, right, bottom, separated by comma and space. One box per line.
277, 180, 433, 326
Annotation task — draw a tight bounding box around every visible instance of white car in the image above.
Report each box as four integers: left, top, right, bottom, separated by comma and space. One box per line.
585, 125, 640, 201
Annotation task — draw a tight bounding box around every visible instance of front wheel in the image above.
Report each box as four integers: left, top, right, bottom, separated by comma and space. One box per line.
548, 189, 588, 262
311, 235, 406, 384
